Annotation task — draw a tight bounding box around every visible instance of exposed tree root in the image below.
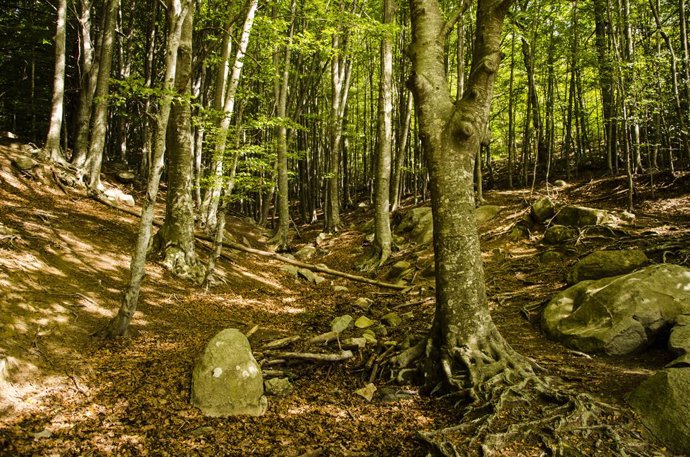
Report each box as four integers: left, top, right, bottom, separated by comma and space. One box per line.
393, 335, 658, 456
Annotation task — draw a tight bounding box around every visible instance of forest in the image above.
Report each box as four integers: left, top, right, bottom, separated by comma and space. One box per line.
1, 0, 689, 454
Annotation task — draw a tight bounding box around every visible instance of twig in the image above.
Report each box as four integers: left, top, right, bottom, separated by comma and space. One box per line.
263, 335, 301, 349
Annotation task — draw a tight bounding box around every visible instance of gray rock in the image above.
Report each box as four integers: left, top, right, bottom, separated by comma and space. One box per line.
396, 207, 433, 245
540, 251, 564, 264
669, 315, 690, 356
12, 156, 35, 171
354, 297, 373, 310
567, 250, 649, 284
553, 179, 567, 188
542, 264, 690, 356
116, 171, 135, 183
294, 245, 317, 261
264, 377, 293, 397
628, 367, 690, 454
280, 265, 299, 276
331, 315, 353, 333
543, 225, 577, 244
386, 260, 413, 281
191, 328, 267, 417
381, 312, 402, 327
531, 197, 556, 224
475, 205, 502, 225
297, 268, 316, 283
554, 205, 609, 227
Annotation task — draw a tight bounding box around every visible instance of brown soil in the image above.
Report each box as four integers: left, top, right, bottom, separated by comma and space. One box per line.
0, 144, 688, 456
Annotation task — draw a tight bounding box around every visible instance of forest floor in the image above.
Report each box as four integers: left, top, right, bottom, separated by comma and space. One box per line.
0, 142, 689, 456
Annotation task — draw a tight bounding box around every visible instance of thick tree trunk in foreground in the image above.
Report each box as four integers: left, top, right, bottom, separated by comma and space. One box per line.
152, 4, 202, 282
43, 0, 68, 164
98, 0, 190, 338
409, 0, 524, 395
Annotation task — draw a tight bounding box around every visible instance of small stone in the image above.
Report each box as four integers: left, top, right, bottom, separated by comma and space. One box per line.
362, 329, 377, 344
553, 179, 567, 187
342, 337, 367, 349
620, 211, 636, 224
297, 268, 317, 284
315, 232, 328, 246
381, 312, 402, 327
354, 383, 377, 402
12, 156, 36, 171
355, 316, 375, 329
509, 224, 530, 241
330, 315, 353, 334
294, 245, 317, 261
280, 265, 299, 276
32, 429, 52, 440
354, 297, 373, 310
475, 205, 502, 225
190, 426, 214, 436
386, 261, 413, 280
264, 377, 293, 397
118, 193, 135, 206
116, 171, 135, 183
540, 251, 564, 264
555, 205, 609, 227
333, 285, 349, 292
543, 225, 577, 245
313, 274, 326, 285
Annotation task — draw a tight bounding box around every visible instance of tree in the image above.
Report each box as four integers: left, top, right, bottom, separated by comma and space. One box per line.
152, 1, 202, 281
399, 0, 652, 452
98, 0, 191, 338
43, 0, 68, 163
366, 0, 395, 268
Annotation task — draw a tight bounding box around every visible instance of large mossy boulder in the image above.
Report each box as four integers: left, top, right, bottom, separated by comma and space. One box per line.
531, 197, 556, 224
554, 205, 609, 227
542, 264, 690, 356
191, 328, 267, 417
567, 249, 649, 284
628, 366, 690, 454
396, 205, 502, 245
396, 207, 433, 245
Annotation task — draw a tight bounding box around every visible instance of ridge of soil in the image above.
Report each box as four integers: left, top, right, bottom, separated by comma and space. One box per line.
0, 144, 688, 456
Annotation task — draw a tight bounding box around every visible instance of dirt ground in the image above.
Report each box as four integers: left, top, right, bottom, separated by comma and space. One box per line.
0, 143, 688, 456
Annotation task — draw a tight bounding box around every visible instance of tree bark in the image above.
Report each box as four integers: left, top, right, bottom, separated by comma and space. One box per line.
152, 2, 201, 281
368, 0, 395, 268
85, 0, 119, 191
98, 0, 191, 338
43, 0, 68, 164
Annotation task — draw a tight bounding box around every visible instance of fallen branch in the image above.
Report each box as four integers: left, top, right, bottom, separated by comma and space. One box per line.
263, 335, 301, 349
93, 196, 406, 290
307, 331, 340, 345
267, 350, 354, 362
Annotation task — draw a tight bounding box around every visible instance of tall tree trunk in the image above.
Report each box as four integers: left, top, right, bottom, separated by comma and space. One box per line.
391, 93, 412, 211
151, 3, 201, 281
43, 0, 68, 163
594, 0, 616, 172
85, 0, 119, 191
200, 0, 258, 229
99, 0, 191, 338
270, 0, 297, 251
367, 0, 395, 268
326, 33, 344, 232
72, 0, 99, 169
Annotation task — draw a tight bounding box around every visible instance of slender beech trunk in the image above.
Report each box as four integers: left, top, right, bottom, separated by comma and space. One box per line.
271, 0, 297, 251
369, 0, 395, 267
85, 0, 119, 191
43, 0, 68, 163
594, 0, 616, 172
200, 0, 259, 229
99, 0, 191, 338
72, 0, 99, 168
391, 93, 412, 211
